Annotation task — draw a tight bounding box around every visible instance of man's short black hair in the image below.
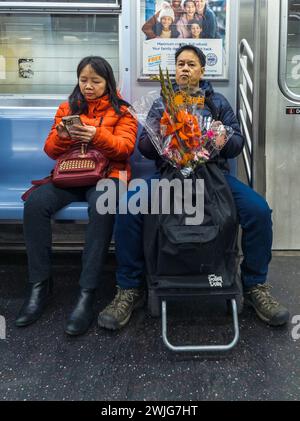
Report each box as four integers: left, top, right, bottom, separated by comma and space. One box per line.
175, 44, 206, 67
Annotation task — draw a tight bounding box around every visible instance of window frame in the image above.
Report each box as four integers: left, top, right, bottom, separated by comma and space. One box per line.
0, 4, 122, 104
279, 0, 300, 102
0, 2, 122, 14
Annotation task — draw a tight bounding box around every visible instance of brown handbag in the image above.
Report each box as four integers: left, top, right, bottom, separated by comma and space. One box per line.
52, 142, 110, 188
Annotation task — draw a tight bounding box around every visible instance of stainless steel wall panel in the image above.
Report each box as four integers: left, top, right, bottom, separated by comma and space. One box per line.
265, 0, 300, 249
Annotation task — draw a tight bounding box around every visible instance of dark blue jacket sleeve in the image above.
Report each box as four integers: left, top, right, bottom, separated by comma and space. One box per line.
138, 98, 164, 160
203, 8, 217, 38
215, 94, 245, 159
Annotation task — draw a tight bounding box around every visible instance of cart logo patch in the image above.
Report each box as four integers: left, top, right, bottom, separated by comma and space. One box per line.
208, 274, 223, 288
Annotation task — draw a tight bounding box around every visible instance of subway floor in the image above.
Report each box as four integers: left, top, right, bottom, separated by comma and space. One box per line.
0, 252, 299, 401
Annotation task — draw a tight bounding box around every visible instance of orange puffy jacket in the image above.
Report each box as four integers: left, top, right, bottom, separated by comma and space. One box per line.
44, 95, 138, 183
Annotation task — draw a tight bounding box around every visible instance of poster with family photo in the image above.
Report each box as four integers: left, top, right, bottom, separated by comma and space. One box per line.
138, 0, 229, 79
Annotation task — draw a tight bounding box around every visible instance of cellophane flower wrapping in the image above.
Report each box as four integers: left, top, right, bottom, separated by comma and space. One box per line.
128, 68, 234, 177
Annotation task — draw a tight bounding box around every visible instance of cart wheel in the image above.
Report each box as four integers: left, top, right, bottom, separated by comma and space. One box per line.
147, 289, 161, 317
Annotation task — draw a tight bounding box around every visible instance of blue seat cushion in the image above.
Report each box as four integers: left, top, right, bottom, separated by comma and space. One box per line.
0, 183, 88, 221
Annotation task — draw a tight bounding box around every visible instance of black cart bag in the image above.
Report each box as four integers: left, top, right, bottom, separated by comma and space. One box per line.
144, 161, 242, 352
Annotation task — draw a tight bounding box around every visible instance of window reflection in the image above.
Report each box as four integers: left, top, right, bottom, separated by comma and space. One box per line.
0, 1, 119, 3
286, 0, 300, 96
0, 13, 119, 95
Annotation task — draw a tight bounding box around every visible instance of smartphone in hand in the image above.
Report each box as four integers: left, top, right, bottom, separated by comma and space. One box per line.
62, 115, 83, 135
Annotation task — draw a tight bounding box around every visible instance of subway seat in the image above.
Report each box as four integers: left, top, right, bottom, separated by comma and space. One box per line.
0, 111, 155, 221
0, 111, 236, 221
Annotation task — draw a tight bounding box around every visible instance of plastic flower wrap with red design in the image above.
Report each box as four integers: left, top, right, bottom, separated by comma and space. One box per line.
128, 67, 233, 177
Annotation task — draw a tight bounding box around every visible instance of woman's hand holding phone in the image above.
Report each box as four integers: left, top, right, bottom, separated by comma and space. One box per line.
60, 115, 96, 143
68, 124, 97, 143
56, 122, 70, 140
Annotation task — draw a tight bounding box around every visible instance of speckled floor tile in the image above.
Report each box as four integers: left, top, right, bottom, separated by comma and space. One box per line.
0, 253, 299, 401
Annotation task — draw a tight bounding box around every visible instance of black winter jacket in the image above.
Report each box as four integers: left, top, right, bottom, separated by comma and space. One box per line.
138, 80, 245, 173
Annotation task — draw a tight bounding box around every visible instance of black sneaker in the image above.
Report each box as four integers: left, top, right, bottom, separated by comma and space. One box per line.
98, 287, 145, 330
244, 284, 289, 326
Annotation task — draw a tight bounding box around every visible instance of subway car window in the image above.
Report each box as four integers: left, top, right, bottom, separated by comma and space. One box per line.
281, 0, 300, 98
0, 13, 119, 95
0, 1, 119, 3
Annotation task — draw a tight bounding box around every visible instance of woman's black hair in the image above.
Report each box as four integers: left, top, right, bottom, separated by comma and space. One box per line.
69, 56, 130, 115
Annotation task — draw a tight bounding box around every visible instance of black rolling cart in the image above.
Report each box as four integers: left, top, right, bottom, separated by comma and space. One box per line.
143, 162, 243, 353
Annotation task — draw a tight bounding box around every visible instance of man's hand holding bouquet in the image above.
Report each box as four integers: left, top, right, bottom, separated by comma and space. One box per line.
129, 67, 233, 177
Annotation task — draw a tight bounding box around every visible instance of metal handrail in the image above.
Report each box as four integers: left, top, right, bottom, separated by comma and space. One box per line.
239, 56, 253, 94
238, 39, 255, 186
239, 84, 253, 124
239, 39, 254, 110
240, 38, 254, 63
239, 109, 252, 154
242, 148, 251, 185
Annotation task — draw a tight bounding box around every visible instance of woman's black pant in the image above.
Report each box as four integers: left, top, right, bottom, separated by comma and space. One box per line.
23, 179, 120, 289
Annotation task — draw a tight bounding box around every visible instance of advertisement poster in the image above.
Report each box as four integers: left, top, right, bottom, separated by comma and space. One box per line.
138, 0, 229, 79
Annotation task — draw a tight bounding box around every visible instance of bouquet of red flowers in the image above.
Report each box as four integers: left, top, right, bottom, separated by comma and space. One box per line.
129, 67, 233, 177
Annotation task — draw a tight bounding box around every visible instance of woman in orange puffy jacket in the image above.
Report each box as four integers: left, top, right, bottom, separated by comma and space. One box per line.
16, 56, 138, 336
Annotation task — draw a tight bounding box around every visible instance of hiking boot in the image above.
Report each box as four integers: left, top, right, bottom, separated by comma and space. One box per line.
98, 287, 145, 330
244, 284, 289, 326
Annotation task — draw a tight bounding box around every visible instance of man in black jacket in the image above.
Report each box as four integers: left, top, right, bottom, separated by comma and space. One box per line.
98, 45, 289, 330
